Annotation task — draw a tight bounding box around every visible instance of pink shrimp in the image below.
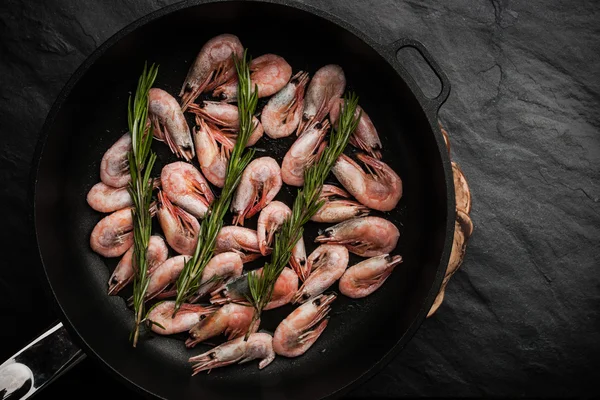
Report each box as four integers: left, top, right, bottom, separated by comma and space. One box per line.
157, 190, 200, 255
231, 157, 282, 226
193, 118, 232, 188
100, 132, 131, 188
281, 120, 329, 186
315, 216, 399, 257
261, 71, 309, 139
213, 54, 292, 102
256, 201, 291, 256
187, 101, 263, 146
339, 254, 403, 299
332, 153, 402, 212
186, 303, 257, 348
161, 162, 214, 219
214, 226, 262, 263
290, 235, 308, 282
149, 88, 195, 161
210, 267, 298, 311
90, 207, 134, 258
179, 33, 243, 110
189, 332, 275, 375
297, 64, 345, 134
107, 235, 168, 295
292, 245, 348, 304
192, 252, 243, 301
273, 293, 336, 358
310, 184, 369, 223
148, 301, 218, 336
87, 182, 132, 213
144, 255, 190, 301
329, 100, 382, 159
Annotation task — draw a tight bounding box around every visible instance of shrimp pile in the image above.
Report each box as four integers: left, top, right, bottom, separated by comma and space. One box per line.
88, 33, 411, 376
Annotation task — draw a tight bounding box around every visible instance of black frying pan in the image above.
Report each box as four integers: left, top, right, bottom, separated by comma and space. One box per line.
4, 1, 454, 398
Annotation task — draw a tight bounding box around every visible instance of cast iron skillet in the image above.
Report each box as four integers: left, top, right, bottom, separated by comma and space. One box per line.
3, 1, 454, 399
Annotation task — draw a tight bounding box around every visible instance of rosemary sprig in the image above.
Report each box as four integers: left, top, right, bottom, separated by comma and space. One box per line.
128, 62, 159, 347
247, 92, 361, 325
174, 50, 257, 312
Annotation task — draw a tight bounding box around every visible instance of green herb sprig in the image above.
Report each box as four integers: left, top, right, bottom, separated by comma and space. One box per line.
128, 62, 159, 347
247, 92, 360, 325
174, 50, 257, 312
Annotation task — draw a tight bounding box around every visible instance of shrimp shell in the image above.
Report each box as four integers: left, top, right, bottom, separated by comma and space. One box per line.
186, 303, 258, 348
273, 293, 336, 358
261, 71, 309, 139
339, 254, 403, 299
281, 120, 329, 186
292, 244, 349, 304
257, 201, 291, 256
332, 153, 402, 212
315, 216, 399, 257
213, 54, 292, 102
87, 182, 132, 213
145, 255, 190, 301
157, 190, 200, 255
310, 184, 369, 223
329, 99, 382, 159
161, 162, 214, 219
214, 226, 261, 263
297, 64, 345, 134
179, 33, 243, 110
148, 301, 218, 335
100, 132, 131, 188
231, 157, 282, 226
149, 88, 195, 161
193, 252, 244, 301
107, 235, 169, 295
90, 207, 134, 258
189, 332, 275, 374
193, 118, 229, 188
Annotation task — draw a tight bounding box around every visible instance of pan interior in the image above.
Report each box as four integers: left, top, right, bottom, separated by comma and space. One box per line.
34, 2, 449, 399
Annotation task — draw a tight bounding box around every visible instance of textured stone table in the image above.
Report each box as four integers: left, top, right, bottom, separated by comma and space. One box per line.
1, 0, 599, 397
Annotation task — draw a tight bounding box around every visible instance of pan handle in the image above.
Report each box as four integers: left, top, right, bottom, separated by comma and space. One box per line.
387, 38, 451, 113
0, 322, 85, 399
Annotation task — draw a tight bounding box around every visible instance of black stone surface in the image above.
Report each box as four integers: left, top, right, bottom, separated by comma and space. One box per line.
1, 0, 599, 398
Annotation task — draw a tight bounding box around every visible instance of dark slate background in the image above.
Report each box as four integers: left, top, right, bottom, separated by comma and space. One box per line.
1, 0, 599, 398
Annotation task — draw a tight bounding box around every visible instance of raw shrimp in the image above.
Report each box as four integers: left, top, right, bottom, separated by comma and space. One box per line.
161, 162, 214, 219
186, 303, 257, 348
87, 182, 132, 213
281, 120, 329, 186
339, 254, 403, 299
149, 88, 195, 161
179, 33, 243, 110
100, 132, 131, 188
90, 207, 134, 258
231, 157, 282, 226
332, 153, 402, 212
428, 209, 473, 317
187, 101, 263, 146
215, 226, 261, 263
192, 252, 244, 301
210, 267, 298, 311
453, 162, 472, 214
193, 118, 231, 188
189, 332, 275, 375
297, 64, 345, 134
148, 301, 218, 335
273, 293, 336, 358
257, 201, 291, 256
261, 71, 309, 139
315, 216, 399, 257
290, 236, 308, 282
213, 54, 292, 102
292, 245, 348, 304
310, 184, 369, 223
107, 235, 169, 295
145, 255, 190, 301
157, 190, 200, 255
329, 99, 382, 159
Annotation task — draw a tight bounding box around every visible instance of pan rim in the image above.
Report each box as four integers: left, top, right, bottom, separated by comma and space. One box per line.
29, 0, 456, 398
